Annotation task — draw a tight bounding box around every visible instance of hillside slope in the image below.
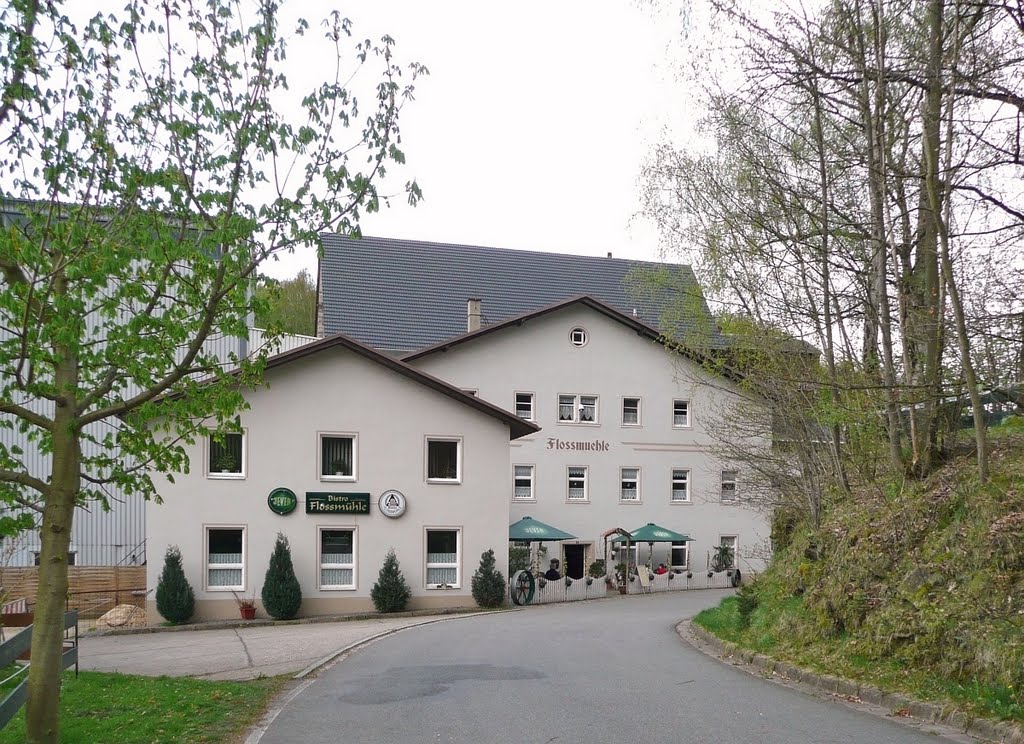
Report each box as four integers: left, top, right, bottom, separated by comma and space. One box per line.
700, 426, 1024, 723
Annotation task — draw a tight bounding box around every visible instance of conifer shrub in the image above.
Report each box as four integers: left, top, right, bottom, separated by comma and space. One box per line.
471, 549, 506, 608
261, 532, 302, 620
155, 545, 195, 624
371, 548, 412, 613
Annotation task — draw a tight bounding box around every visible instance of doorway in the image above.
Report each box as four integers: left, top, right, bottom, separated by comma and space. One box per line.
564, 544, 586, 580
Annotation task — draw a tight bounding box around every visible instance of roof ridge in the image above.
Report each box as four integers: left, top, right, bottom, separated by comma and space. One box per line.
320, 233, 692, 270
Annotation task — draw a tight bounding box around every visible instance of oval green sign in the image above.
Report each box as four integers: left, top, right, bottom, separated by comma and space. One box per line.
267, 488, 297, 516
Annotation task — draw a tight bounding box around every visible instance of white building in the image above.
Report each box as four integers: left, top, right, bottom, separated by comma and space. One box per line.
145, 333, 536, 621
404, 296, 771, 577
316, 237, 775, 580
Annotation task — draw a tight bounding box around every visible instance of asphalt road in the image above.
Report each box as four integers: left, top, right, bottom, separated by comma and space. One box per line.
258, 590, 955, 744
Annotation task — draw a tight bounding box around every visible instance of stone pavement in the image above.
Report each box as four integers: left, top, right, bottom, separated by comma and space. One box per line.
77, 612, 494, 681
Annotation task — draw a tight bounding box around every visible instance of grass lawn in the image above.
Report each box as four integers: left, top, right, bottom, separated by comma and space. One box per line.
695, 597, 1024, 725
0, 667, 284, 744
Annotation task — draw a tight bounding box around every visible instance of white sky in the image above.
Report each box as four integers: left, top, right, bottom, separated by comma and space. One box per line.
263, 1, 690, 280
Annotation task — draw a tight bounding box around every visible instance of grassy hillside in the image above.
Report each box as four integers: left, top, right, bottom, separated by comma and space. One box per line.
697, 425, 1024, 724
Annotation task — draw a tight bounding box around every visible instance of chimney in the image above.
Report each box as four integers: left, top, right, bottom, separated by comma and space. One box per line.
607, 252, 613, 258
467, 298, 482, 332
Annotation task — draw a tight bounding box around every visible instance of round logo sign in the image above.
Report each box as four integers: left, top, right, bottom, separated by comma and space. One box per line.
267, 488, 297, 515
378, 490, 407, 518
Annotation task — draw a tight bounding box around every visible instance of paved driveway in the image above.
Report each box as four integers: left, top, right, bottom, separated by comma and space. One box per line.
257, 591, 969, 744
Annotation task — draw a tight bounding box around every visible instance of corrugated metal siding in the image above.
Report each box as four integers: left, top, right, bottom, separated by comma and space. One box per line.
0, 329, 318, 566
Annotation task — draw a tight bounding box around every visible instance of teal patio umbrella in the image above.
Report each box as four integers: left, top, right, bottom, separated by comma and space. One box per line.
612, 523, 691, 569
508, 516, 576, 542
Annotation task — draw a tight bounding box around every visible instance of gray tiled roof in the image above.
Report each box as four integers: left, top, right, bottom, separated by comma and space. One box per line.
318, 234, 725, 352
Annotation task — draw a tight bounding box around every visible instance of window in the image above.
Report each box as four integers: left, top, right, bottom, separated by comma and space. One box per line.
558, 394, 598, 423
569, 327, 588, 347
208, 432, 244, 478
620, 467, 640, 501
513, 464, 534, 500
33, 551, 76, 566
721, 470, 738, 502
671, 468, 690, 502
672, 400, 690, 428
427, 438, 461, 482
515, 392, 535, 421
319, 528, 355, 590
567, 466, 588, 501
622, 397, 641, 426
320, 434, 356, 480
207, 527, 245, 590
719, 536, 738, 569
426, 529, 460, 588
671, 541, 689, 569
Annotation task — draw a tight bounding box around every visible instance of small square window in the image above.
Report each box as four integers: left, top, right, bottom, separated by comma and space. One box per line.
620, 467, 640, 501
515, 392, 535, 421
513, 464, 534, 500
622, 397, 640, 426
569, 327, 588, 347
427, 438, 461, 482
671, 468, 690, 502
721, 470, 738, 502
426, 529, 460, 588
320, 528, 355, 590
207, 527, 245, 590
321, 434, 356, 480
209, 432, 244, 478
673, 400, 690, 428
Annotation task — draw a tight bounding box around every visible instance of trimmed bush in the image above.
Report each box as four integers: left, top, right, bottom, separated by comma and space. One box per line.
471, 549, 506, 608
155, 545, 195, 624
261, 532, 302, 620
371, 548, 412, 613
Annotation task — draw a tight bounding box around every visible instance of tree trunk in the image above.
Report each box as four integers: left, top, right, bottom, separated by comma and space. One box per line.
933, 0, 988, 482
24, 432, 78, 744
908, 0, 947, 477
25, 280, 80, 744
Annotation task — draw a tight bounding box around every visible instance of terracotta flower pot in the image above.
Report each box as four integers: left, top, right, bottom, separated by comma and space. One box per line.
240, 606, 256, 620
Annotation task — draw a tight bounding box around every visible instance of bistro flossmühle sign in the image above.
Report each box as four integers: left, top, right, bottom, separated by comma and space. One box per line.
306, 492, 370, 514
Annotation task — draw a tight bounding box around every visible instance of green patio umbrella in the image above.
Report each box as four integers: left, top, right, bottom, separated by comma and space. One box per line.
508, 516, 576, 542
612, 523, 691, 570
611, 523, 691, 543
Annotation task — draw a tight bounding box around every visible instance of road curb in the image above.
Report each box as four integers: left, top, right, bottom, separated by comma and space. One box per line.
91, 605, 498, 636
682, 621, 1024, 744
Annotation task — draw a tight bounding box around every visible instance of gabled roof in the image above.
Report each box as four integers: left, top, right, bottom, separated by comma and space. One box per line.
167, 331, 540, 440
317, 234, 727, 353
401, 295, 663, 362
401, 296, 742, 385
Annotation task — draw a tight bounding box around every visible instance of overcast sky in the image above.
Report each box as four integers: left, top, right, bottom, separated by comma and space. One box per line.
264, 1, 691, 280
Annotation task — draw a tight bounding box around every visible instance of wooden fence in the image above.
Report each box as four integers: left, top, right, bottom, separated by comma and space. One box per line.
0, 566, 146, 619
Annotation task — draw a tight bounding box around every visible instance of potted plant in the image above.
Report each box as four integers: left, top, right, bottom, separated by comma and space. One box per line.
330, 459, 348, 476
214, 452, 237, 473
232, 591, 257, 620
564, 576, 573, 588
614, 562, 628, 594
